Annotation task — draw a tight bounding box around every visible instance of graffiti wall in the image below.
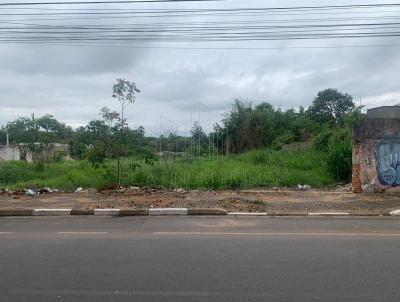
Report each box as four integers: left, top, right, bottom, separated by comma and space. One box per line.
356, 139, 400, 189
377, 141, 400, 186
352, 114, 400, 193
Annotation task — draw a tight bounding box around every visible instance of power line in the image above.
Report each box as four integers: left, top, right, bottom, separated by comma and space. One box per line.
3, 21, 400, 29
1, 21, 400, 36
0, 2, 397, 10
2, 32, 400, 43
1, 2, 399, 46
0, 0, 221, 6
4, 41, 400, 49
1, 4, 400, 15
5, 15, 400, 27
1, 9, 397, 22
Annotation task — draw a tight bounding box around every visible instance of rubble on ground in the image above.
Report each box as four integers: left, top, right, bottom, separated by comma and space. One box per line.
25, 189, 36, 196
335, 183, 353, 192
361, 184, 375, 194
19, 187, 60, 196
297, 184, 311, 191
1, 188, 8, 193
75, 187, 97, 194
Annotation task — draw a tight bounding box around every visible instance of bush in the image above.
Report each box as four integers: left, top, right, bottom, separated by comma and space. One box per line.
312, 129, 332, 152
271, 132, 295, 150
326, 140, 352, 182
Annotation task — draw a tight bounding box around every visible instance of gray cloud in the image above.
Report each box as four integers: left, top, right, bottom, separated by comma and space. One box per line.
1, 0, 400, 131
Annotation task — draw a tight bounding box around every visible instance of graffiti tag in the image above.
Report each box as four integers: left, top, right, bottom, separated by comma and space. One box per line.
378, 142, 400, 186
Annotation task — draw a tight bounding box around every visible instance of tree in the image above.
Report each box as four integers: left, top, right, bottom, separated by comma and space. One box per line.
213, 99, 318, 153
85, 78, 142, 184
70, 121, 109, 160
86, 120, 109, 137
308, 89, 355, 125
3, 117, 35, 144
37, 114, 72, 140
191, 122, 208, 150
112, 78, 140, 122
85, 106, 156, 185
109, 79, 140, 184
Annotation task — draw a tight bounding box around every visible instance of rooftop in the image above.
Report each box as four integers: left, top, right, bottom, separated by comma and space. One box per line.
367, 106, 400, 119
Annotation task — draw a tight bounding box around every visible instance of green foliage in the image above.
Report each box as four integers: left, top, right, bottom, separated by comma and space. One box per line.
36, 114, 72, 141
245, 149, 326, 170
86, 146, 107, 168
0, 150, 335, 191
312, 129, 333, 152
0, 88, 359, 187
2, 115, 72, 146
125, 149, 333, 189
344, 105, 365, 131
190, 121, 208, 147
112, 78, 140, 121
308, 88, 355, 125
326, 140, 352, 182
2, 117, 36, 144
214, 99, 318, 153
311, 120, 354, 183
0, 160, 107, 190
271, 132, 295, 150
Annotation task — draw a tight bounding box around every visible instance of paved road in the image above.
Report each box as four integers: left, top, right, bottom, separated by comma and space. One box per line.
1, 216, 400, 301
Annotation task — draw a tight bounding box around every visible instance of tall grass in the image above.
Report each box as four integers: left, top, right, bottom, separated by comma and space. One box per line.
0, 161, 108, 190
121, 149, 334, 189
0, 149, 335, 191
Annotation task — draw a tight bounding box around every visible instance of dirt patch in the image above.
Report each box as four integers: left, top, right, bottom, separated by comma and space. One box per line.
1, 187, 400, 214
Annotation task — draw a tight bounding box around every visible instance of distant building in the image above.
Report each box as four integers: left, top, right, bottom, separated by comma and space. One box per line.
352, 106, 400, 193
366, 106, 400, 119
0, 143, 70, 163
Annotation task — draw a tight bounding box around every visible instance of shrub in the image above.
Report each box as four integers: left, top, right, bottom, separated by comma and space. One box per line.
326, 140, 352, 182
312, 129, 332, 152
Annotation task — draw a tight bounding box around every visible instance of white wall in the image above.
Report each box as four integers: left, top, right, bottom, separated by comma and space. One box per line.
0, 146, 20, 161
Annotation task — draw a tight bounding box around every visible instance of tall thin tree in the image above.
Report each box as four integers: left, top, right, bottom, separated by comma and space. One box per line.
112, 79, 140, 184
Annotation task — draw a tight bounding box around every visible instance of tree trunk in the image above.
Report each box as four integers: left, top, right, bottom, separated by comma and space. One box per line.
117, 156, 120, 186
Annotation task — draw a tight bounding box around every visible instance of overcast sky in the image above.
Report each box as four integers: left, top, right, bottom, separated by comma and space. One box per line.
1, 0, 400, 135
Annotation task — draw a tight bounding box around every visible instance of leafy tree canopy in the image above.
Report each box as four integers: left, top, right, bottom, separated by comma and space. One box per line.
308, 88, 355, 125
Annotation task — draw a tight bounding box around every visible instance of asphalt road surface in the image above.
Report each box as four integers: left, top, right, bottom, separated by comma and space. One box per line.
1, 216, 400, 302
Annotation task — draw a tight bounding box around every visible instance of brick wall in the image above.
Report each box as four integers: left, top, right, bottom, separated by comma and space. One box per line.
352, 142, 362, 193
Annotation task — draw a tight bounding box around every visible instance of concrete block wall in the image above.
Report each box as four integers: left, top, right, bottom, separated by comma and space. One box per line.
0, 146, 20, 161
353, 108, 400, 193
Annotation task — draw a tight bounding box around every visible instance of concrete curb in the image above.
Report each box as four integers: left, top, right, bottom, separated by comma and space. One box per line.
228, 212, 268, 216
70, 209, 94, 216
0, 208, 397, 217
0, 209, 33, 216
94, 209, 120, 216
188, 208, 227, 215
33, 209, 72, 216
270, 213, 308, 216
149, 208, 188, 216
308, 212, 350, 216
349, 213, 384, 217
119, 209, 149, 216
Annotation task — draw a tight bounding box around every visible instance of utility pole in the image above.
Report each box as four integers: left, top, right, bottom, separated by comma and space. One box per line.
31, 113, 35, 145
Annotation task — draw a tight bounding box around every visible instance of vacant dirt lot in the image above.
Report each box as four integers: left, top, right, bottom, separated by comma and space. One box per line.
1, 187, 400, 214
